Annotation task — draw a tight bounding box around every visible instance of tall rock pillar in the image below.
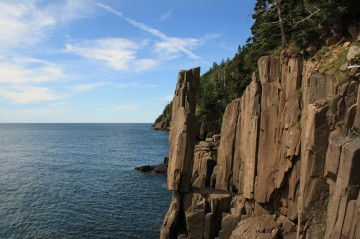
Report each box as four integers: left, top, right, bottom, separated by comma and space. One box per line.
167, 67, 200, 192
161, 67, 200, 239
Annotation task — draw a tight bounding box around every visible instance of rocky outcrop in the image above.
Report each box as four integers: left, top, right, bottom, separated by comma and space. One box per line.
167, 67, 200, 192
135, 157, 168, 174
161, 42, 360, 239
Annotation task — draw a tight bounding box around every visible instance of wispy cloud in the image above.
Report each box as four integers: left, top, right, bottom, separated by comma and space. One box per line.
0, 1, 55, 48
0, 1, 94, 49
0, 86, 62, 104
0, 56, 64, 84
160, 10, 173, 21
65, 38, 140, 71
96, 3, 201, 60
65, 38, 161, 71
70, 82, 108, 92
98, 104, 137, 112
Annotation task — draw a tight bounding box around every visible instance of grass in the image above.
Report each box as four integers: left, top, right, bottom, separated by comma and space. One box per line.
314, 45, 350, 84
314, 47, 330, 62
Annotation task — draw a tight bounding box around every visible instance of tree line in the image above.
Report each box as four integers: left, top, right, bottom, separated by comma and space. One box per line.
154, 0, 360, 136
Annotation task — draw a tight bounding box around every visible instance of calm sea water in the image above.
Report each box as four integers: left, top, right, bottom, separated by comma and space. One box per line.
0, 123, 171, 239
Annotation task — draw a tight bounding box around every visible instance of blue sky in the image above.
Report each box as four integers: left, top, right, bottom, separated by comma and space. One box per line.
0, 0, 256, 123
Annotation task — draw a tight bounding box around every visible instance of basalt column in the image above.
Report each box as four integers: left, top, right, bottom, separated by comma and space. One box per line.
167, 67, 200, 192
161, 67, 200, 239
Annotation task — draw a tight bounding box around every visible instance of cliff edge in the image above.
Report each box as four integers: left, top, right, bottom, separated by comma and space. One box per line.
160, 40, 360, 239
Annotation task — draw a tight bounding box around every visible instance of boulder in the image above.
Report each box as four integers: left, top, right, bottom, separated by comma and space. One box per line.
347, 46, 360, 62
184, 193, 206, 239
230, 215, 278, 239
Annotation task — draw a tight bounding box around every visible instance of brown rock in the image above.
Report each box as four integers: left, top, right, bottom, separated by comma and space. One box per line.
215, 99, 241, 191
160, 192, 182, 239
324, 129, 350, 181
344, 104, 357, 128
255, 56, 301, 203
353, 87, 360, 130
219, 213, 240, 239
230, 195, 246, 217
276, 215, 295, 234
192, 147, 216, 187
233, 73, 261, 198
325, 137, 360, 239
343, 41, 351, 48
230, 215, 278, 239
184, 193, 206, 239
347, 46, 360, 62
298, 102, 330, 239
167, 67, 200, 192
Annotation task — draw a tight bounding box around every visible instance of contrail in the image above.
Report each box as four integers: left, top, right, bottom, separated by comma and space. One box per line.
96, 3, 201, 59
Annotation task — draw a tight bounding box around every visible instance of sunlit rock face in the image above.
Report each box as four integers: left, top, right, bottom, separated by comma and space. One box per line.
161, 50, 360, 239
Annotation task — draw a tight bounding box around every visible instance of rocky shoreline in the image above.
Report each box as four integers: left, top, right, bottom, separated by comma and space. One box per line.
159, 44, 360, 239
135, 157, 169, 174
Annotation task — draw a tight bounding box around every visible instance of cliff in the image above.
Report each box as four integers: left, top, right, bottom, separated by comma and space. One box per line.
160, 40, 360, 239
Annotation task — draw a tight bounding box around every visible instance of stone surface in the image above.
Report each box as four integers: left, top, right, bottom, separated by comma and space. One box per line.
255, 56, 301, 203
353, 86, 360, 130
230, 215, 278, 239
234, 73, 261, 198
325, 137, 360, 239
298, 102, 330, 239
160, 192, 182, 239
347, 46, 360, 62
215, 99, 241, 191
167, 67, 200, 192
184, 193, 206, 239
343, 41, 351, 48
276, 215, 295, 234
161, 55, 360, 239
192, 142, 217, 187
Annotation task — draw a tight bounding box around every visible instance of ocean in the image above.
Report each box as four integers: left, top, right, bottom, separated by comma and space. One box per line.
0, 123, 171, 238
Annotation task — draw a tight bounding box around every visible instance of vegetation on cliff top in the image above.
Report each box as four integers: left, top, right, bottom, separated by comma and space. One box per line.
154, 0, 360, 135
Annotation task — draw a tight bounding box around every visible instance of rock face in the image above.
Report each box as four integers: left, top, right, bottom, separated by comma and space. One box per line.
161, 52, 360, 238
167, 67, 200, 192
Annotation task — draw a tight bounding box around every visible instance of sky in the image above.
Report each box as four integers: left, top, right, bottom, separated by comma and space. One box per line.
0, 0, 256, 123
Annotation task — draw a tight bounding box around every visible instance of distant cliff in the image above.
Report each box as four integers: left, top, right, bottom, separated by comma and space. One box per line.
160, 37, 360, 238
153, 102, 172, 131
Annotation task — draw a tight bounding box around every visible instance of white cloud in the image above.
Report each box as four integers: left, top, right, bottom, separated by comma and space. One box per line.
0, 1, 55, 48
70, 82, 108, 92
134, 59, 159, 71
0, 56, 64, 84
65, 38, 140, 70
160, 10, 172, 21
0, 86, 62, 104
0, 0, 94, 49
96, 3, 201, 60
154, 37, 200, 59
54, 0, 96, 23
